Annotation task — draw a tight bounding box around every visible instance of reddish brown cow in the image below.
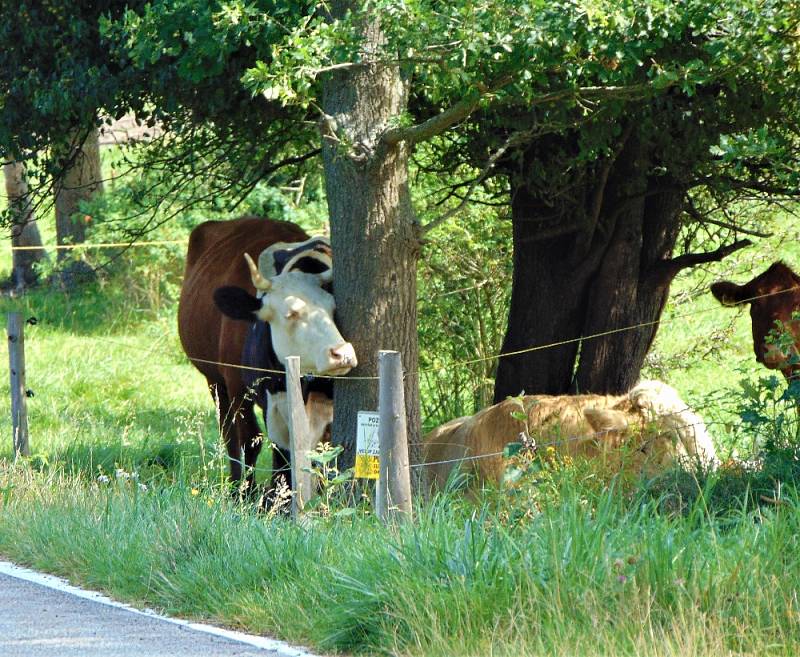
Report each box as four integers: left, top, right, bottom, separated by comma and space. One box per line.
178, 217, 356, 492
710, 261, 800, 380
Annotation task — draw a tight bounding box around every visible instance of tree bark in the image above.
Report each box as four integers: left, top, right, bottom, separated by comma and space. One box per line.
3, 160, 46, 288
493, 182, 590, 400
575, 181, 685, 393
494, 132, 691, 400
54, 126, 103, 259
321, 9, 422, 480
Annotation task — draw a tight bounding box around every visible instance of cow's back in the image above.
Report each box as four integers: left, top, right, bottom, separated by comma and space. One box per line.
423, 393, 627, 488
422, 416, 469, 490
178, 217, 309, 386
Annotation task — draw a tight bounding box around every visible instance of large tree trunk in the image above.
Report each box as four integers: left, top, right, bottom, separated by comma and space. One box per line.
492, 184, 590, 399
3, 160, 46, 289
54, 127, 103, 259
575, 182, 685, 393
322, 9, 422, 477
494, 132, 689, 400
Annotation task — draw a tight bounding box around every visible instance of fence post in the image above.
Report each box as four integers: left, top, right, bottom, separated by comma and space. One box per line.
7, 312, 30, 458
376, 350, 413, 522
285, 356, 314, 520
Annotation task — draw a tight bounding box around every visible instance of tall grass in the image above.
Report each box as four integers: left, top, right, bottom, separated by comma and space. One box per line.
1, 164, 800, 655
2, 462, 800, 656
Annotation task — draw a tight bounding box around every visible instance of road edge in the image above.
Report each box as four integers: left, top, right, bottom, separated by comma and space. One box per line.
0, 560, 319, 657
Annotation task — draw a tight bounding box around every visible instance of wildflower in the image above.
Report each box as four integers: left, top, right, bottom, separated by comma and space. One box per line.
613, 558, 625, 570
97, 474, 110, 484
138, 483, 148, 493
191, 488, 200, 496
115, 468, 130, 480
617, 574, 628, 584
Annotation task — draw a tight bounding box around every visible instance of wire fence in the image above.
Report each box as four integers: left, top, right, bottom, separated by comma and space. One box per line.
90, 280, 799, 384
8, 235, 797, 378
9, 239, 187, 251
7, 240, 798, 480
13, 312, 768, 478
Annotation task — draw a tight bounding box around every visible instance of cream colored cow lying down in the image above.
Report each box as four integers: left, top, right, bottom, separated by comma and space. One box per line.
423, 380, 718, 490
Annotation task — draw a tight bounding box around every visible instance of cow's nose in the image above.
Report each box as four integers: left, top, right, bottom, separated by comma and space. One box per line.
330, 343, 357, 368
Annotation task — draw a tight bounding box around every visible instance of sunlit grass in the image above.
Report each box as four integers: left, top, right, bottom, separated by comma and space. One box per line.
1, 169, 800, 655
0, 276, 225, 483
2, 463, 800, 656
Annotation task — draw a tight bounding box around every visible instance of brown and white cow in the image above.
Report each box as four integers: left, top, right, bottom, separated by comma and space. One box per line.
710, 261, 800, 380
423, 380, 718, 490
178, 217, 356, 493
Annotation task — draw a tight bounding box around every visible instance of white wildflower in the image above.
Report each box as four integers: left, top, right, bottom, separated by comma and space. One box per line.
97, 474, 110, 484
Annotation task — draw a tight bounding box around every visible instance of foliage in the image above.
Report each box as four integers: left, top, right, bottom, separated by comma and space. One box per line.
303, 442, 365, 518
417, 188, 512, 428
6, 461, 800, 655
0, 0, 141, 156
227, 0, 800, 209
0, 0, 319, 232
5, 0, 797, 228
2, 184, 800, 655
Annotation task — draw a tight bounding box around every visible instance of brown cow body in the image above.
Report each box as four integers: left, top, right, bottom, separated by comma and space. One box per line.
178, 217, 355, 492
710, 261, 800, 380
423, 380, 718, 490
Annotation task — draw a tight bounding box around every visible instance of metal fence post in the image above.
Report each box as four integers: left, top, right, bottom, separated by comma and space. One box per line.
285, 356, 314, 520
376, 350, 413, 522
7, 312, 30, 458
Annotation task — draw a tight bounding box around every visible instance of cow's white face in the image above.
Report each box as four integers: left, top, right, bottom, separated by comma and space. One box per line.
254, 271, 356, 375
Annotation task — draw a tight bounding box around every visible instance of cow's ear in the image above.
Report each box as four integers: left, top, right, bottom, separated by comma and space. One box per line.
213, 286, 263, 321
584, 408, 629, 433
710, 281, 749, 307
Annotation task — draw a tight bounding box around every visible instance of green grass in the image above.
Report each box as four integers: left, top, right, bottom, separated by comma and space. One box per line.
2, 464, 800, 656
0, 281, 223, 480
1, 177, 800, 654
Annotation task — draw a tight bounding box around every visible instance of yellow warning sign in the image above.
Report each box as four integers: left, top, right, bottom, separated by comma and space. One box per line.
355, 411, 380, 479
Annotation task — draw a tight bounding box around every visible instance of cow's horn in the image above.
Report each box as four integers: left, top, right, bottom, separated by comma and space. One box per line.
244, 253, 272, 291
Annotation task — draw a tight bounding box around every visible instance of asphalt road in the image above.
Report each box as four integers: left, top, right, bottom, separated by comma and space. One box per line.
0, 566, 315, 657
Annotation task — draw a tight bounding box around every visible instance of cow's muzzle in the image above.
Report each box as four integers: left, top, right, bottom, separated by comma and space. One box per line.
323, 343, 358, 375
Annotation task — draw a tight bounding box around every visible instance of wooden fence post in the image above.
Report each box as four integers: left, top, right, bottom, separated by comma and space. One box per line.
7, 313, 30, 458
376, 350, 413, 522
285, 356, 314, 520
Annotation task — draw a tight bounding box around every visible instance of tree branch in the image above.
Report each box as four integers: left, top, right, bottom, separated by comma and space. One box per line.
653, 239, 752, 284
421, 127, 535, 234
382, 92, 483, 147
384, 75, 676, 149
683, 199, 772, 238
694, 175, 800, 197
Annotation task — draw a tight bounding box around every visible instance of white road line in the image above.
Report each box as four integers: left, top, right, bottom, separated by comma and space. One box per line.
0, 560, 319, 657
